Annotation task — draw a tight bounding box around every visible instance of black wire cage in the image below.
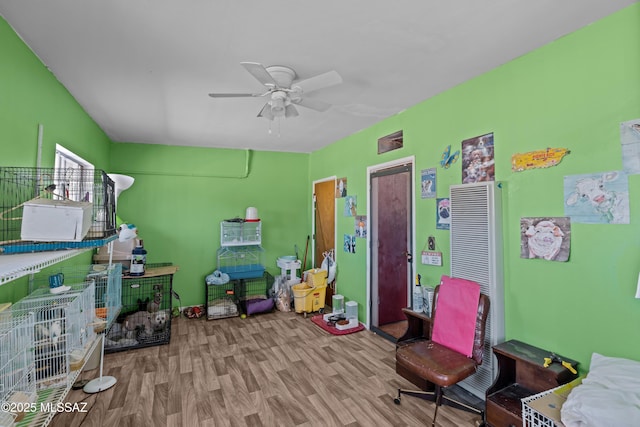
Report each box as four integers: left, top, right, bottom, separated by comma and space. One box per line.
0, 167, 117, 253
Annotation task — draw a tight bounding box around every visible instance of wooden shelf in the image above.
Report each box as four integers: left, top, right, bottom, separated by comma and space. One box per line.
122, 265, 179, 279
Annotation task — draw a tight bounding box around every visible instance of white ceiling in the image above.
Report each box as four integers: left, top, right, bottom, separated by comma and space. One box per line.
1, 1, 636, 153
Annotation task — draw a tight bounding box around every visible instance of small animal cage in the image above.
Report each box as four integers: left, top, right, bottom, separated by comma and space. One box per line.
217, 245, 265, 280
0, 167, 116, 253
30, 263, 123, 332
105, 263, 173, 353
0, 311, 36, 424
206, 280, 240, 320
220, 220, 261, 246
11, 281, 97, 389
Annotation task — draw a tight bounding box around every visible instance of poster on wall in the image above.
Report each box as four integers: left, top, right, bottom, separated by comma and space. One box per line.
421, 168, 437, 198
436, 198, 451, 230
354, 216, 367, 238
620, 118, 640, 174
336, 177, 348, 197
344, 195, 357, 217
520, 217, 571, 262
461, 132, 495, 183
564, 171, 630, 224
343, 234, 356, 253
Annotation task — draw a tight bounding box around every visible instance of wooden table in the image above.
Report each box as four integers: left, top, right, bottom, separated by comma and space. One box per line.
122, 264, 179, 279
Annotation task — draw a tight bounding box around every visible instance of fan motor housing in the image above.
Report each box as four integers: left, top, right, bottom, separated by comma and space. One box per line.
265, 66, 296, 88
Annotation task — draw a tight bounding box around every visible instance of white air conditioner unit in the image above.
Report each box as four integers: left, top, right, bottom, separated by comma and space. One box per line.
449, 181, 504, 399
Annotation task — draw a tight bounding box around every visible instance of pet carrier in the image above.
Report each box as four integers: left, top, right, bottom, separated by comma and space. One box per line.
105, 263, 176, 353
0, 167, 116, 254
11, 280, 97, 390
0, 310, 36, 424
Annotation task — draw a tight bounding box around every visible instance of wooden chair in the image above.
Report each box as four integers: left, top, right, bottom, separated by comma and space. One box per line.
394, 277, 490, 427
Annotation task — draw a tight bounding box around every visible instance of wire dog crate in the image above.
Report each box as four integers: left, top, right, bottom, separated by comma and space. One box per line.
105, 263, 174, 353
206, 281, 240, 320
0, 167, 116, 254
237, 272, 274, 316
11, 281, 97, 390
0, 311, 36, 425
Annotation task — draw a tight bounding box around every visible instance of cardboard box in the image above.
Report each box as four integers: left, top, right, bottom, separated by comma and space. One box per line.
525, 376, 584, 427
21, 198, 93, 242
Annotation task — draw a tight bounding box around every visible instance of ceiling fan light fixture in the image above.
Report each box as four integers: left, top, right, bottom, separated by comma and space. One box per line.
270, 91, 287, 117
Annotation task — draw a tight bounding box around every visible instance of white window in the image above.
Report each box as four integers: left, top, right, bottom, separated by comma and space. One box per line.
54, 144, 95, 202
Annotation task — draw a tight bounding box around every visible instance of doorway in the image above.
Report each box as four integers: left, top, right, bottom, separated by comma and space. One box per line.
369, 161, 413, 341
313, 178, 336, 307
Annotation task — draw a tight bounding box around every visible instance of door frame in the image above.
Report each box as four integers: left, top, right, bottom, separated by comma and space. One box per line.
312, 176, 338, 293
366, 156, 416, 329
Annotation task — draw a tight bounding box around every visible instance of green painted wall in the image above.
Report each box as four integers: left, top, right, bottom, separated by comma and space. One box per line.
0, 16, 111, 302
0, 15, 310, 309
108, 143, 310, 307
310, 5, 640, 369
2, 5, 639, 371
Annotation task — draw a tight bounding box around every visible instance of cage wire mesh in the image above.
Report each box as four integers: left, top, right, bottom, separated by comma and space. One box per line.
105, 263, 173, 353
0, 167, 116, 253
206, 281, 239, 320
0, 310, 36, 424
11, 281, 96, 390
30, 263, 123, 330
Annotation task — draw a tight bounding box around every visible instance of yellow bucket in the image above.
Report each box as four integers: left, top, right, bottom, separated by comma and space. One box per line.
292, 282, 327, 314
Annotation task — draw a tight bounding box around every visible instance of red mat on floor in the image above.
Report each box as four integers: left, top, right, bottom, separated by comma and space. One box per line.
310, 314, 365, 335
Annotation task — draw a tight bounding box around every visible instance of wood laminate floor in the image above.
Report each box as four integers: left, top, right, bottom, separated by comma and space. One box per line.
50, 311, 482, 427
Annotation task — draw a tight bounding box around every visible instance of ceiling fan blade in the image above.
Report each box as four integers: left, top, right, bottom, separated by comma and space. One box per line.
285, 104, 299, 118
208, 92, 264, 98
241, 62, 277, 87
292, 70, 342, 94
293, 97, 332, 112
257, 102, 274, 121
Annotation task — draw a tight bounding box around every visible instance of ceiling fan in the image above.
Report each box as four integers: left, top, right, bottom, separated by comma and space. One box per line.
209, 62, 343, 120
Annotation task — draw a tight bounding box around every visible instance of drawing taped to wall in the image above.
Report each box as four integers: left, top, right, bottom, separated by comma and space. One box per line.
620, 118, 640, 174
511, 147, 570, 172
564, 171, 630, 224
343, 234, 356, 253
354, 215, 367, 238
336, 178, 347, 198
462, 132, 495, 183
421, 168, 436, 199
344, 195, 357, 217
520, 217, 570, 262
436, 198, 450, 230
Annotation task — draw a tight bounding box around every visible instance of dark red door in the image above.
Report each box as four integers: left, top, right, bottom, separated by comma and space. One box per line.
371, 164, 411, 326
